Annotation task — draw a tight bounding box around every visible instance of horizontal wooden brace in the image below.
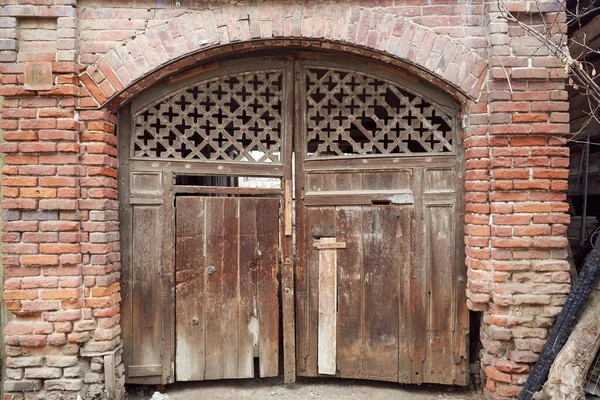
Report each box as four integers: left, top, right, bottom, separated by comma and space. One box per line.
174, 185, 282, 196
313, 242, 347, 249
303, 190, 413, 206
128, 364, 163, 377
129, 197, 163, 205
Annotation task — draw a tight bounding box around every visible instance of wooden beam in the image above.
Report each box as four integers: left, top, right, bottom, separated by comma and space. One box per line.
174, 185, 282, 196
313, 242, 347, 249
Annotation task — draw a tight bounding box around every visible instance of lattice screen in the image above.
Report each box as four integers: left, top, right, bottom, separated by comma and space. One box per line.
133, 71, 284, 163
305, 68, 454, 157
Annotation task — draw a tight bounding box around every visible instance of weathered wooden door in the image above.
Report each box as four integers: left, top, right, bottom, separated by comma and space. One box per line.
293, 58, 470, 385
119, 58, 293, 385
119, 53, 468, 386
174, 196, 280, 381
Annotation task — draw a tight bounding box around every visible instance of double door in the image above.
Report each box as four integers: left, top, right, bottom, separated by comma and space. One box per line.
118, 53, 469, 386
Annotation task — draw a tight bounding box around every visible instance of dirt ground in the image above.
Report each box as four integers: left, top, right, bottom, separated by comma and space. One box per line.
127, 377, 483, 400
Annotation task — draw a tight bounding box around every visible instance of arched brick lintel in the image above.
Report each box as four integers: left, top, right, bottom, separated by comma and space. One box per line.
79, 4, 488, 110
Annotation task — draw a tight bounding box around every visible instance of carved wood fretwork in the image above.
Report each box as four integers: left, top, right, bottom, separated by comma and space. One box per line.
133, 71, 284, 163
305, 68, 455, 158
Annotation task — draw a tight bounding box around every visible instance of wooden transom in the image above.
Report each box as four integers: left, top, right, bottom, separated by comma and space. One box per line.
133, 70, 284, 163
131, 64, 456, 164
305, 68, 454, 157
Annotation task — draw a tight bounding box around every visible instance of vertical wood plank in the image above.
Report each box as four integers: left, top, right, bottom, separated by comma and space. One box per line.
131, 206, 163, 371
104, 353, 116, 398
397, 204, 413, 383
282, 180, 296, 382
294, 59, 310, 377
304, 207, 336, 376
204, 197, 225, 380
238, 197, 257, 378
453, 161, 470, 385
409, 169, 426, 383
317, 237, 338, 375
295, 197, 310, 375
282, 61, 297, 383
284, 180, 293, 236
361, 205, 399, 382
161, 171, 176, 384
175, 197, 206, 381
117, 106, 134, 381
256, 197, 280, 377
335, 207, 363, 378
221, 197, 240, 379
425, 205, 455, 384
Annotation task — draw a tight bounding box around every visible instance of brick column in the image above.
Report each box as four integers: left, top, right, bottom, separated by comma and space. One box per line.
0, 2, 123, 398
78, 109, 125, 397
465, 2, 570, 398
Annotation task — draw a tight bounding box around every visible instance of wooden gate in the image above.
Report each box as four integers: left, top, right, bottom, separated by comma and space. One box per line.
293, 61, 469, 385
118, 53, 468, 386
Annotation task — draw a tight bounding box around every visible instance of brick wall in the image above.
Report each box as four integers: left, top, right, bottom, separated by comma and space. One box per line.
0, 0, 569, 399
465, 4, 571, 398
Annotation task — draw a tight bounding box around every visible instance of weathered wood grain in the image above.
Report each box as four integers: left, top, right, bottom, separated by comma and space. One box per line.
175, 197, 206, 381
317, 237, 338, 375
222, 198, 240, 379
130, 206, 163, 378
361, 206, 399, 382
336, 207, 363, 379
204, 198, 225, 380
256, 198, 280, 377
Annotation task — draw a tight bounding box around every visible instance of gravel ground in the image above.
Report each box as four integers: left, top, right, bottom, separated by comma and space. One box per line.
127, 377, 483, 400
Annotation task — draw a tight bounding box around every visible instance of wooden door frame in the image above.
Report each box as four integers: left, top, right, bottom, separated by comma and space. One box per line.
117, 51, 468, 385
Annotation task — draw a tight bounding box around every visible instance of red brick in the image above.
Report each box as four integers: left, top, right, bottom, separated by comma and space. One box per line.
3, 177, 37, 187
510, 137, 547, 147
3, 131, 39, 141
21, 255, 59, 266
512, 113, 547, 123
492, 169, 529, 179
465, 224, 491, 236
532, 169, 569, 179
20, 188, 57, 198
490, 124, 531, 135
514, 225, 551, 236
533, 237, 568, 248
40, 243, 79, 254
39, 177, 77, 187
493, 215, 531, 225
19, 143, 57, 153
491, 238, 533, 248
41, 289, 81, 300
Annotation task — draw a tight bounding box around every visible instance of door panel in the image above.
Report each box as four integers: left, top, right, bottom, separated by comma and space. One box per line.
297, 171, 467, 384
174, 197, 206, 381
130, 205, 164, 380
295, 58, 468, 385
175, 196, 280, 381
361, 205, 401, 382
335, 207, 362, 378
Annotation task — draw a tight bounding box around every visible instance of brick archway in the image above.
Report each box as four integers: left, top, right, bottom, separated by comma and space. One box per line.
78, 3, 488, 109
0, 1, 572, 398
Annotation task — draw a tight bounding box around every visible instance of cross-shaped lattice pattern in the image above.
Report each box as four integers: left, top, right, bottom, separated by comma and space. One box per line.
133, 71, 284, 163
305, 68, 454, 157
